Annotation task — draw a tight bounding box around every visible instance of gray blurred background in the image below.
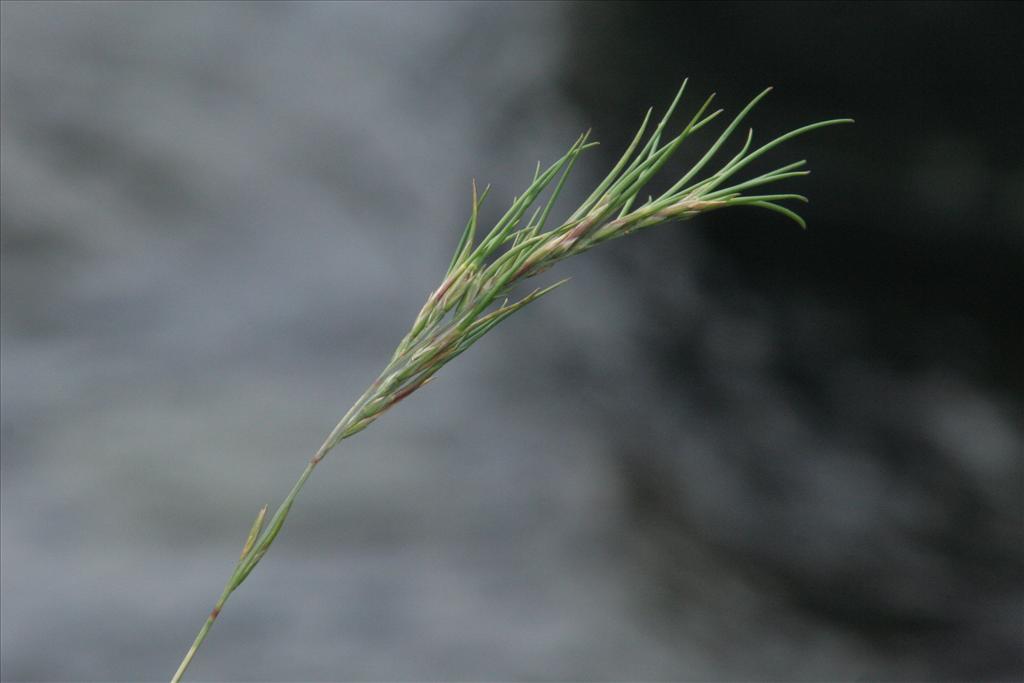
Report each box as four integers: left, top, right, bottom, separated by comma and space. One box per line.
1, 2, 1021, 681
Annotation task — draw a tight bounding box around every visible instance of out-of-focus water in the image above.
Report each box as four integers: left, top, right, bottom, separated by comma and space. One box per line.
2, 2, 1021, 681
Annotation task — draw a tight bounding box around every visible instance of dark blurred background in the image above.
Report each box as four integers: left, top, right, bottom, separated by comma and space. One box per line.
1, 2, 1021, 681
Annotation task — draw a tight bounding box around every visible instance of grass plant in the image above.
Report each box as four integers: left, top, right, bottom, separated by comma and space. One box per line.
170, 80, 851, 681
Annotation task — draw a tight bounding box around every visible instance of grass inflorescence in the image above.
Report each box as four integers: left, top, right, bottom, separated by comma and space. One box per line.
170, 80, 851, 682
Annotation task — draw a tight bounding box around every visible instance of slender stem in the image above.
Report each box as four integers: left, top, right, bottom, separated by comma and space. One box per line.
170, 583, 234, 683
169, 418, 348, 682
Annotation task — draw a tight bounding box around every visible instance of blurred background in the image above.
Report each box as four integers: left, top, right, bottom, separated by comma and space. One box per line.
1, 2, 1021, 680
